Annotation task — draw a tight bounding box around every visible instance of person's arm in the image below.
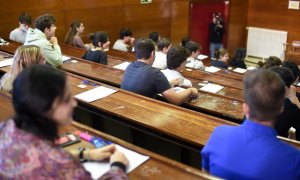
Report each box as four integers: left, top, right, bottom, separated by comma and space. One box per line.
162, 87, 198, 105
74, 36, 86, 49
44, 37, 63, 67
288, 85, 300, 109
9, 31, 16, 41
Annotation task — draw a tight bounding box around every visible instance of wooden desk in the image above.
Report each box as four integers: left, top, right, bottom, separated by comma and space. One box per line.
0, 92, 218, 180
284, 43, 300, 65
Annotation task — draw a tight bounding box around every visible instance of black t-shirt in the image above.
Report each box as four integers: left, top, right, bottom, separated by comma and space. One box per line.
209, 23, 225, 43
82, 50, 107, 65
275, 98, 300, 140
121, 61, 171, 98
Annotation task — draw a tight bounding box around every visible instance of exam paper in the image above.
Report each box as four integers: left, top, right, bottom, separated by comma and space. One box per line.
113, 62, 130, 70
200, 83, 224, 93
204, 66, 221, 73
197, 54, 208, 60
83, 145, 149, 180
233, 68, 247, 74
0, 58, 13, 67
62, 55, 71, 62
74, 86, 117, 102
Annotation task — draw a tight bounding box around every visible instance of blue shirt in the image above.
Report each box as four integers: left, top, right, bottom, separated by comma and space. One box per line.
121, 61, 171, 98
201, 119, 300, 180
211, 60, 228, 69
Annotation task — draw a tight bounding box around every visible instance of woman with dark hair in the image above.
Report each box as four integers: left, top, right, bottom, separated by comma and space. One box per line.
82, 31, 110, 65
64, 21, 90, 49
211, 48, 229, 69
0, 65, 128, 179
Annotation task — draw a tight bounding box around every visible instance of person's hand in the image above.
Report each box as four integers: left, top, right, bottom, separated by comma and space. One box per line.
189, 88, 198, 98
49, 37, 58, 46
88, 144, 116, 161
170, 78, 180, 87
110, 150, 129, 167
287, 85, 300, 108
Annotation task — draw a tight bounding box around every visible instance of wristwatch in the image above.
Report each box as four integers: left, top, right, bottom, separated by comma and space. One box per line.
78, 147, 86, 162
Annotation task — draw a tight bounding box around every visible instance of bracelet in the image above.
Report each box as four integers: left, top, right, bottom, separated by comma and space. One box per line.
111, 162, 127, 172
78, 147, 86, 162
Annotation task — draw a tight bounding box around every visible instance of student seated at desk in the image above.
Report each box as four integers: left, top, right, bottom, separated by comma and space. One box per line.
270, 67, 300, 140
64, 21, 91, 49
258, 56, 282, 68
0, 45, 45, 93
161, 46, 192, 87
152, 38, 172, 69
113, 28, 134, 52
0, 65, 128, 179
24, 14, 63, 67
201, 69, 300, 179
82, 31, 110, 65
186, 41, 205, 70
121, 38, 198, 105
9, 13, 32, 43
210, 48, 229, 69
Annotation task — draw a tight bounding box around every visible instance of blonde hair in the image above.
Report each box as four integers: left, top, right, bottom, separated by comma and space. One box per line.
0, 45, 45, 92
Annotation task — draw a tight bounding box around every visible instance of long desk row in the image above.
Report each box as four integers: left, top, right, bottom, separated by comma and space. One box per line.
0, 92, 218, 180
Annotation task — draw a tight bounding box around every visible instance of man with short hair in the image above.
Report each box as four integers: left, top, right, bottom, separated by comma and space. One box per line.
152, 38, 172, 69
201, 69, 300, 179
185, 41, 204, 70
121, 38, 198, 105
9, 13, 32, 43
113, 28, 134, 52
24, 14, 62, 67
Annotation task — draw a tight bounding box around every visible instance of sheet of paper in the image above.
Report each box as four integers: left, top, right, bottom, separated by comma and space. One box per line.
197, 54, 208, 60
62, 55, 71, 62
0, 58, 13, 67
173, 87, 186, 93
297, 82, 300, 86
204, 66, 221, 73
74, 86, 117, 102
233, 67, 247, 74
83, 145, 149, 180
200, 83, 224, 93
113, 62, 130, 70
247, 66, 256, 70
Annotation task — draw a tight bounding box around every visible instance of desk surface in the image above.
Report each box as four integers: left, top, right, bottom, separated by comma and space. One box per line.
0, 92, 217, 180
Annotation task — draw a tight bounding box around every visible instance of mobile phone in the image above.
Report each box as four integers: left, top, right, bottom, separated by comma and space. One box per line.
55, 133, 81, 147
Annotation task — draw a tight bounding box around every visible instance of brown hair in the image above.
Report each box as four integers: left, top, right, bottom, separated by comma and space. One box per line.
64, 21, 82, 45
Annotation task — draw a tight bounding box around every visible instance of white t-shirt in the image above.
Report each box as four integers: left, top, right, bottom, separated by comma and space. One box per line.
9, 28, 27, 43
186, 57, 205, 70
113, 39, 129, 52
161, 69, 192, 87
152, 51, 167, 69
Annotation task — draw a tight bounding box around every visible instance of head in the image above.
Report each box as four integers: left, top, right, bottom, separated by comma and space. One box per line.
167, 46, 189, 71
64, 21, 84, 44
270, 66, 295, 89
186, 41, 202, 58
243, 69, 285, 122
18, 13, 32, 31
282, 60, 299, 82
134, 38, 155, 62
149, 32, 160, 44
181, 36, 190, 48
157, 38, 172, 54
0, 45, 45, 92
215, 48, 229, 63
35, 14, 56, 39
89, 31, 110, 49
119, 28, 133, 43
13, 65, 77, 141
263, 56, 282, 69
213, 12, 222, 24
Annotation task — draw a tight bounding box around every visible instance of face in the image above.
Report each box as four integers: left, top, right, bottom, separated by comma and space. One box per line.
220, 53, 229, 63
76, 23, 85, 34
124, 36, 131, 43
48, 82, 77, 126
45, 24, 56, 39
192, 49, 200, 58
20, 23, 29, 31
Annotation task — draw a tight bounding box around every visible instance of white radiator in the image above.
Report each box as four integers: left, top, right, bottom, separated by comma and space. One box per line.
246, 27, 288, 60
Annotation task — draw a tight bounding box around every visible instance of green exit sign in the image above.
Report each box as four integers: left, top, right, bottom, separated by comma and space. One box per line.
141, 0, 152, 4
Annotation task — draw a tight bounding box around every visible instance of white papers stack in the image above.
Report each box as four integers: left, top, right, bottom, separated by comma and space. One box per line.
74, 86, 117, 102
62, 55, 71, 62
200, 83, 224, 93
247, 66, 256, 70
83, 145, 149, 180
297, 82, 300, 86
204, 66, 221, 73
0, 58, 13, 67
197, 54, 208, 60
113, 62, 130, 70
173, 87, 186, 93
233, 68, 247, 74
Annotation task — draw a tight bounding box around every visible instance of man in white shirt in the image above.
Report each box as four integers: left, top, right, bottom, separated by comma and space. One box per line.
152, 38, 172, 69
113, 28, 134, 52
9, 13, 32, 43
186, 41, 205, 70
